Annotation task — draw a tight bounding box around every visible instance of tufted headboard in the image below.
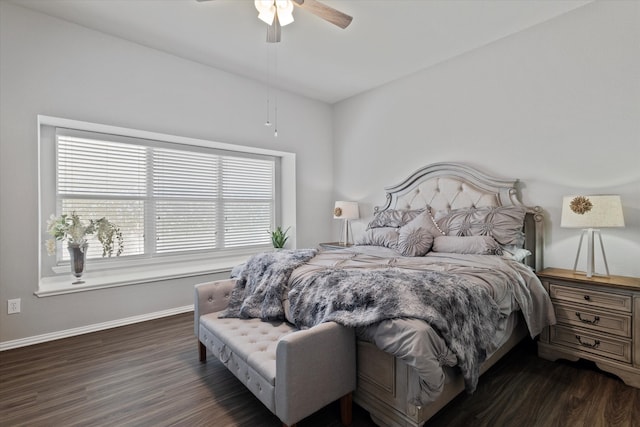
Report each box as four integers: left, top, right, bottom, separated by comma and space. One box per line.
374, 162, 544, 271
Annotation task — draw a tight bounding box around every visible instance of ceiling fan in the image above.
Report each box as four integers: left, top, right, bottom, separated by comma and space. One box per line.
197, 0, 353, 42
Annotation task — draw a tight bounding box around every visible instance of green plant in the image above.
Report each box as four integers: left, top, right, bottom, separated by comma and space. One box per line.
269, 226, 290, 249
46, 212, 124, 257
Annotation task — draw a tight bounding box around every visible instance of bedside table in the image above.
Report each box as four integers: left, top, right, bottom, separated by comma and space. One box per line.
319, 242, 353, 250
537, 267, 640, 388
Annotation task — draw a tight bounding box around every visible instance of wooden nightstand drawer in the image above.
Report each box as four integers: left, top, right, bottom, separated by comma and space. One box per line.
550, 325, 632, 364
550, 283, 632, 313
554, 302, 631, 338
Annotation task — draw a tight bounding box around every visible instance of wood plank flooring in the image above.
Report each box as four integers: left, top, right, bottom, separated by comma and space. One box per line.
1, 313, 639, 427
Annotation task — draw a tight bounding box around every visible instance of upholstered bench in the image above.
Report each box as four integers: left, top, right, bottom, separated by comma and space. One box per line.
194, 279, 356, 427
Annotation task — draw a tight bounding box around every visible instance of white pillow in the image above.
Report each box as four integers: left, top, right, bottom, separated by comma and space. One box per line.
501, 245, 532, 262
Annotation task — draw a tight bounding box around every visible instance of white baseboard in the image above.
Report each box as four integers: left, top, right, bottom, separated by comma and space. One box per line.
0, 305, 194, 351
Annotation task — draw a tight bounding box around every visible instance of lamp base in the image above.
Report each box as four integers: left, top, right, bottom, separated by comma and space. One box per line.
339, 219, 353, 246
572, 228, 610, 278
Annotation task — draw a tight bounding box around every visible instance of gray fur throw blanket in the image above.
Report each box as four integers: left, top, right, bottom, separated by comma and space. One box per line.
288, 267, 502, 392
223, 249, 502, 392
220, 249, 317, 320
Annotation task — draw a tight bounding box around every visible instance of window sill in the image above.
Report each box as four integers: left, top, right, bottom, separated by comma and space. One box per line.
36, 254, 248, 297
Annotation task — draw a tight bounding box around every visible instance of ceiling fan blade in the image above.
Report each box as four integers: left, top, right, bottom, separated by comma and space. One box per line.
292, 0, 353, 29
266, 15, 282, 43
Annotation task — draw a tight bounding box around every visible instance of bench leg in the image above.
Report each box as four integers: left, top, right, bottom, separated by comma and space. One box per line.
198, 341, 206, 362
340, 392, 353, 426
281, 393, 350, 427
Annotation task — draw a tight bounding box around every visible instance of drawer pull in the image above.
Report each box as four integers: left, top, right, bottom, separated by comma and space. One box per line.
583, 295, 591, 301
575, 335, 600, 349
575, 312, 600, 325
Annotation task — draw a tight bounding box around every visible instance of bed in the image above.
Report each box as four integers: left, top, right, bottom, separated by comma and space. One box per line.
345, 162, 551, 426
224, 162, 555, 427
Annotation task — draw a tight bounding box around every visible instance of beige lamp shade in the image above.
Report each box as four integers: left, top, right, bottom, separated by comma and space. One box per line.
561, 195, 624, 228
333, 201, 359, 220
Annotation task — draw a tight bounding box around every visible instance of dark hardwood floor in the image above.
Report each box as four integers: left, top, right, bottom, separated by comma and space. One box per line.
1, 313, 639, 427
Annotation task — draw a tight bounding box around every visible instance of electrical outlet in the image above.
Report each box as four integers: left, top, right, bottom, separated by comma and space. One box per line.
7, 298, 20, 314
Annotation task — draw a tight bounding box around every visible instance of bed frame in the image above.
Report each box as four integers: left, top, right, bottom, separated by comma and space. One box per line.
353, 162, 544, 427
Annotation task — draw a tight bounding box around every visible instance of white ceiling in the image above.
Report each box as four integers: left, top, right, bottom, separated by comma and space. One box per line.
10, 0, 591, 104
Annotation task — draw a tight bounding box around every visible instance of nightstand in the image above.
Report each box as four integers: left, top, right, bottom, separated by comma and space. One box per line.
537, 267, 640, 388
319, 242, 353, 250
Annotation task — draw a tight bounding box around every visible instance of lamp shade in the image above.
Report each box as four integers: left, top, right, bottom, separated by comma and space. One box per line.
561, 195, 625, 228
334, 201, 359, 220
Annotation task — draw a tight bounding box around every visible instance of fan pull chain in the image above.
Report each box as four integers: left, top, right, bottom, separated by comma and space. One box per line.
274, 104, 278, 137
264, 42, 272, 127
263, 37, 279, 137
273, 43, 279, 137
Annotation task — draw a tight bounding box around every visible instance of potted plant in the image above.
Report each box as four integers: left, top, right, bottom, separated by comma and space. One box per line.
46, 212, 124, 283
269, 226, 290, 249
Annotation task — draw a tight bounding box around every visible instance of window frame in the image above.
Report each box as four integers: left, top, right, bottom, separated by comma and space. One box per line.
37, 115, 296, 296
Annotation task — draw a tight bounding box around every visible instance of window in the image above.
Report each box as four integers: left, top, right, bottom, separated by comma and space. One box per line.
38, 116, 296, 295
54, 129, 277, 263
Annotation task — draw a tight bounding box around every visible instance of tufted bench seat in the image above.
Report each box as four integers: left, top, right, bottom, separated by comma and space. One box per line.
195, 279, 356, 427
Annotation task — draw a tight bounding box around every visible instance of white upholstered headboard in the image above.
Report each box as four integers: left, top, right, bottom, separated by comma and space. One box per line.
374, 162, 544, 271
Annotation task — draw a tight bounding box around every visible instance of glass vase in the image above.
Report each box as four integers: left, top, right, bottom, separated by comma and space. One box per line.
68, 242, 88, 284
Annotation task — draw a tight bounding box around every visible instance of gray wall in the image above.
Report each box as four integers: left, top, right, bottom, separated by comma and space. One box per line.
333, 1, 640, 277
0, 2, 333, 344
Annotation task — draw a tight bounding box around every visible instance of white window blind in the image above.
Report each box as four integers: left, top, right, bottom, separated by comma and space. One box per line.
55, 129, 275, 263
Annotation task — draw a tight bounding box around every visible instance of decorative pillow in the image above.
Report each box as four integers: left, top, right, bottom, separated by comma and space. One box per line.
357, 227, 399, 249
367, 208, 424, 230
501, 245, 532, 262
396, 210, 444, 257
435, 206, 527, 247
432, 236, 503, 255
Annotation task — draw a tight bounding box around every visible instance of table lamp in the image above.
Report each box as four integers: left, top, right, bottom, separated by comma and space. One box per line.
561, 195, 625, 278
333, 201, 359, 245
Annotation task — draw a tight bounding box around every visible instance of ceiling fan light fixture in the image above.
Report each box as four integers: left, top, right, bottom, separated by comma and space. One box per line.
255, 0, 294, 27
255, 0, 276, 25
275, 0, 294, 26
